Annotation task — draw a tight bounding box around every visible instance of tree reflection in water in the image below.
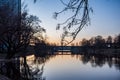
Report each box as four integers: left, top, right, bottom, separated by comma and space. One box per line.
20, 52, 120, 80
73, 53, 120, 71
20, 54, 55, 80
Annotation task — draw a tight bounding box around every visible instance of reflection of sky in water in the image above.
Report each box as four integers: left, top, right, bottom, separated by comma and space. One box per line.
26, 52, 120, 80
41, 53, 120, 80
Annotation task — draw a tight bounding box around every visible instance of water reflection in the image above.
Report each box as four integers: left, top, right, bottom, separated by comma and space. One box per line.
20, 56, 45, 80
74, 54, 120, 70
20, 54, 56, 80
20, 52, 120, 80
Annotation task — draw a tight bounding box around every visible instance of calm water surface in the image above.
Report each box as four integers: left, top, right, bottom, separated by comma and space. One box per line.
26, 52, 120, 80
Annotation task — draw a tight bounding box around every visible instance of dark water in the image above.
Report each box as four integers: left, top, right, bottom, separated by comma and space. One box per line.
26, 52, 120, 80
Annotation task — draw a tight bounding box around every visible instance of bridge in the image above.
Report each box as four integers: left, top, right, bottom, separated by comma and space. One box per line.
52, 46, 71, 52
33, 43, 83, 55
49, 46, 83, 54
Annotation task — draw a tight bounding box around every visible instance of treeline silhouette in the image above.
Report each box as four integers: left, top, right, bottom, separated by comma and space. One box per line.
80, 34, 120, 49
70, 34, 120, 57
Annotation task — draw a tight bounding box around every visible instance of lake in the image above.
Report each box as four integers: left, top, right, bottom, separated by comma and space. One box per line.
25, 52, 120, 80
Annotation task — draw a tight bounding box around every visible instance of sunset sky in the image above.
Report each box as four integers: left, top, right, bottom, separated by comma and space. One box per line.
23, 0, 120, 44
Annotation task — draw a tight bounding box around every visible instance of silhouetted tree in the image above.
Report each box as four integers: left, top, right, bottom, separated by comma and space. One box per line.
94, 36, 105, 48
81, 38, 90, 46
0, 2, 46, 79
89, 37, 95, 46
114, 34, 120, 48
106, 36, 112, 48
0, 2, 45, 59
106, 36, 112, 43
0, 1, 21, 58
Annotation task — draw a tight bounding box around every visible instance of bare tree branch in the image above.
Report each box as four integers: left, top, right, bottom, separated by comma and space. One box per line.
54, 0, 92, 46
